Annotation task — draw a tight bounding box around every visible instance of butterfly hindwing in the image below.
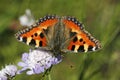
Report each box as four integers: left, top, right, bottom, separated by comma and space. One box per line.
15, 15, 58, 48
62, 16, 101, 53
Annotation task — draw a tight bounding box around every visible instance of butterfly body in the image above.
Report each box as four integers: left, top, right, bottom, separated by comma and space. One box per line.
15, 15, 101, 55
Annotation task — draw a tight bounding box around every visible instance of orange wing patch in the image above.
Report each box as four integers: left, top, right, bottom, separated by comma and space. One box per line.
63, 16, 101, 52
63, 16, 84, 33
15, 15, 58, 47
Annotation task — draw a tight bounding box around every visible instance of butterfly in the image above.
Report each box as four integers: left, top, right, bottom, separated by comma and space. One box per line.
15, 15, 101, 55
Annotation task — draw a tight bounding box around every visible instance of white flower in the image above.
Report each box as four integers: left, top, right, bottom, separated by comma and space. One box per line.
18, 49, 62, 75
19, 9, 35, 26
0, 65, 17, 80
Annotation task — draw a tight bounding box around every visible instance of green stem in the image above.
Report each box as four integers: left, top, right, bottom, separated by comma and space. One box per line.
48, 73, 51, 80
47, 65, 53, 80
41, 65, 53, 80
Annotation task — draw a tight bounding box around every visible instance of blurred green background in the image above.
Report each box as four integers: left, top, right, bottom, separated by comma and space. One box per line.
0, 0, 120, 80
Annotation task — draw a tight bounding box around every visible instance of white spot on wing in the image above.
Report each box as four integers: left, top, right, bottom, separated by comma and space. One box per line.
19, 37, 23, 41
92, 47, 96, 51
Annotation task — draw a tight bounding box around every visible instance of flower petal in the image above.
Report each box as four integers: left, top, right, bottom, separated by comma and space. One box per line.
33, 64, 45, 74
18, 62, 27, 67
22, 53, 29, 61
26, 70, 34, 75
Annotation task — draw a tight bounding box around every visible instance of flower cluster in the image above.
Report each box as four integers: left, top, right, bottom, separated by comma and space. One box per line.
18, 49, 62, 75
0, 65, 17, 80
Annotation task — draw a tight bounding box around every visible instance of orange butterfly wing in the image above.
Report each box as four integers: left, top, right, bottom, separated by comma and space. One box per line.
63, 16, 101, 52
15, 15, 58, 47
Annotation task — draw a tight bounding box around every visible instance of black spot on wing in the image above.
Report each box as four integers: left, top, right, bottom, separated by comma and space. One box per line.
83, 41, 86, 44
17, 36, 20, 40
23, 37, 27, 43
31, 35, 33, 37
71, 45, 75, 51
95, 46, 98, 50
70, 32, 76, 37
88, 45, 93, 51
39, 33, 44, 38
34, 33, 38, 37
73, 36, 78, 42
39, 41, 43, 47
78, 45, 85, 52
79, 38, 83, 42
29, 39, 36, 46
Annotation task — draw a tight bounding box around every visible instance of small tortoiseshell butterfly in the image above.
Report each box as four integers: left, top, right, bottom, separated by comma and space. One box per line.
15, 15, 101, 55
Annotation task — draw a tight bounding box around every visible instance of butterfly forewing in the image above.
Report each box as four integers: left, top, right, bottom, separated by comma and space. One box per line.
15, 15, 59, 48
62, 16, 101, 53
